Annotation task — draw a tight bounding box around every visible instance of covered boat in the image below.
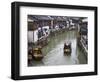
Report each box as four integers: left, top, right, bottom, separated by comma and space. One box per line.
63, 42, 71, 55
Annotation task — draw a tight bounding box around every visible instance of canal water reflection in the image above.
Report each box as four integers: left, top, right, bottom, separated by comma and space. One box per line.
29, 30, 87, 66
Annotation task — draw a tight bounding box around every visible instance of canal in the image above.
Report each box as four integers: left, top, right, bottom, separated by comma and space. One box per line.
29, 30, 87, 66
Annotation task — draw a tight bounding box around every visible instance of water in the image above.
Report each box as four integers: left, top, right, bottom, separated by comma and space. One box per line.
29, 30, 87, 66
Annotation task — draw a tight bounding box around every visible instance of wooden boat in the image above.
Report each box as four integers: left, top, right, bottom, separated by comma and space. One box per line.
28, 49, 33, 63
33, 47, 43, 61
63, 42, 71, 55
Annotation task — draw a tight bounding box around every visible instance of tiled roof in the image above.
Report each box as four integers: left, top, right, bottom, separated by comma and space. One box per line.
28, 15, 87, 22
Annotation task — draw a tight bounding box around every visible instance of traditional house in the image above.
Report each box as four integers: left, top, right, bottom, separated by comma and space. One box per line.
28, 15, 53, 46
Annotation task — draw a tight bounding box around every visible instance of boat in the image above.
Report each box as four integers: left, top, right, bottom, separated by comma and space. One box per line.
28, 49, 33, 63
63, 42, 71, 55
33, 47, 43, 60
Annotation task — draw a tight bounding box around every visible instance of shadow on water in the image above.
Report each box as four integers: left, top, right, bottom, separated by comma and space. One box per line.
77, 47, 87, 64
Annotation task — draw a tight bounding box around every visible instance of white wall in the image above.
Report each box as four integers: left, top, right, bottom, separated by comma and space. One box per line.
28, 31, 34, 43
34, 30, 38, 42
0, 0, 99, 82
